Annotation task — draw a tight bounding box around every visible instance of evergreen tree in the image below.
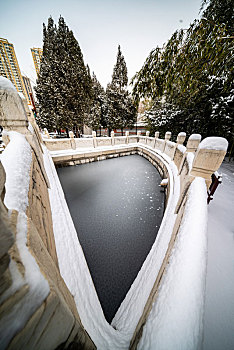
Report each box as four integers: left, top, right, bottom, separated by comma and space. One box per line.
106, 45, 136, 134
35, 16, 92, 133
35, 17, 58, 130
132, 0, 233, 145
86, 73, 107, 133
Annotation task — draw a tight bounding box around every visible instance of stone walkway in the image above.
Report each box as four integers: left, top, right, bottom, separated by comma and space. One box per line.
203, 160, 234, 350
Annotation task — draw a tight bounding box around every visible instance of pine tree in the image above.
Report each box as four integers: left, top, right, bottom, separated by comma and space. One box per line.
106, 45, 136, 134
35, 17, 58, 130
35, 16, 92, 133
86, 73, 107, 133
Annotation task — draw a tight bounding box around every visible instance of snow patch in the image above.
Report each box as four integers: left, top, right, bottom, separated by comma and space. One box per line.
189, 134, 201, 141
0, 132, 49, 349
1, 131, 32, 212
138, 177, 208, 350
0, 76, 16, 91
177, 144, 186, 153
198, 137, 228, 151
178, 132, 186, 137
186, 152, 195, 171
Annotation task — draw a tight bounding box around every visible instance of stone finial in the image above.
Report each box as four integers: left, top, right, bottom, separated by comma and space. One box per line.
111, 131, 115, 137
69, 131, 75, 138
0, 77, 29, 132
186, 134, 202, 152
125, 131, 129, 137
155, 131, 159, 139
176, 132, 186, 145
165, 131, 171, 140
92, 131, 96, 138
146, 131, 150, 137
137, 131, 141, 136
190, 136, 228, 187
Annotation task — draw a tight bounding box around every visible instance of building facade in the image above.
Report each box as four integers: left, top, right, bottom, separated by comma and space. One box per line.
0, 37, 27, 98
31, 47, 42, 76
22, 75, 33, 105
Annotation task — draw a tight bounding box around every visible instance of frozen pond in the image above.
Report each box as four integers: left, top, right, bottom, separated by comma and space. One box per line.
57, 154, 165, 323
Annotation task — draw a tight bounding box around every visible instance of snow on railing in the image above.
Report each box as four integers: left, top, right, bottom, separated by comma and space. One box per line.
0, 77, 229, 350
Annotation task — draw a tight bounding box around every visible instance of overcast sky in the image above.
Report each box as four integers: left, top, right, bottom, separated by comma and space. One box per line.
1, 0, 202, 87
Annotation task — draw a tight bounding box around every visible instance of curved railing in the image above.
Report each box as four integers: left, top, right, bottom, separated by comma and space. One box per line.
0, 76, 228, 350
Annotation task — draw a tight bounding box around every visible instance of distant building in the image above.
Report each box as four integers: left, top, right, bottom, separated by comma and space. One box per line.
0, 37, 27, 98
22, 75, 33, 105
31, 48, 42, 76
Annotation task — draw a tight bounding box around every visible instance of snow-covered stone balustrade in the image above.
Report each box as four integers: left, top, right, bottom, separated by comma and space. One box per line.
0, 76, 229, 350
0, 78, 95, 350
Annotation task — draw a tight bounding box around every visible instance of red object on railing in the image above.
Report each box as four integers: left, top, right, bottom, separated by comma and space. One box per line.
207, 172, 222, 204
29, 92, 37, 117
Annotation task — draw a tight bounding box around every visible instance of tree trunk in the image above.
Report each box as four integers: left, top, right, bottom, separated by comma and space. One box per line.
66, 127, 69, 138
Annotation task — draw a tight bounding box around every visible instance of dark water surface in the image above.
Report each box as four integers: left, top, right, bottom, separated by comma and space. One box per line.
57, 155, 164, 323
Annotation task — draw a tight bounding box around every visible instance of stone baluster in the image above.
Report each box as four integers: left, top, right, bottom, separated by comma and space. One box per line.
146, 131, 150, 144
173, 132, 186, 168
69, 131, 76, 150
111, 130, 115, 146
190, 136, 228, 188
137, 130, 141, 143
155, 131, 159, 139
163, 131, 171, 152
125, 131, 129, 144
154, 131, 159, 148
165, 131, 171, 141
92, 131, 97, 148
186, 134, 202, 152
176, 132, 186, 145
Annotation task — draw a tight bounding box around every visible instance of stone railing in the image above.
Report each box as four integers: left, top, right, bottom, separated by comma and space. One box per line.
0, 77, 228, 350
0, 78, 96, 349
42, 120, 228, 349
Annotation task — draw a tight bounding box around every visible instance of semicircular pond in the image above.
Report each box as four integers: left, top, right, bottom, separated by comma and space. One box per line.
57, 154, 165, 323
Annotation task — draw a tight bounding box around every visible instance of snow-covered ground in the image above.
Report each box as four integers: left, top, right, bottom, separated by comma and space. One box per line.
203, 159, 234, 350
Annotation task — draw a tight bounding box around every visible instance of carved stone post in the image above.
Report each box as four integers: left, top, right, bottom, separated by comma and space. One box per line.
146, 131, 150, 144
163, 131, 171, 152
125, 131, 129, 144
92, 131, 97, 148
176, 132, 186, 145
190, 136, 228, 188
173, 132, 186, 168
186, 134, 202, 152
111, 130, 115, 146
69, 131, 76, 150
137, 130, 141, 143
154, 131, 159, 148
155, 131, 159, 139
165, 131, 171, 141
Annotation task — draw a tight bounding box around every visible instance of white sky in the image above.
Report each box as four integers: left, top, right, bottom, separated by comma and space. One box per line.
0, 0, 202, 88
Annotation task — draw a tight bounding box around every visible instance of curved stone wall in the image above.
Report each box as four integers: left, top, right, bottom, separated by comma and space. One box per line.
0, 77, 228, 350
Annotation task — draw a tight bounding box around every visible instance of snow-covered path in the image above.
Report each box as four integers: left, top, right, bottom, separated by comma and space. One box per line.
203, 160, 234, 350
